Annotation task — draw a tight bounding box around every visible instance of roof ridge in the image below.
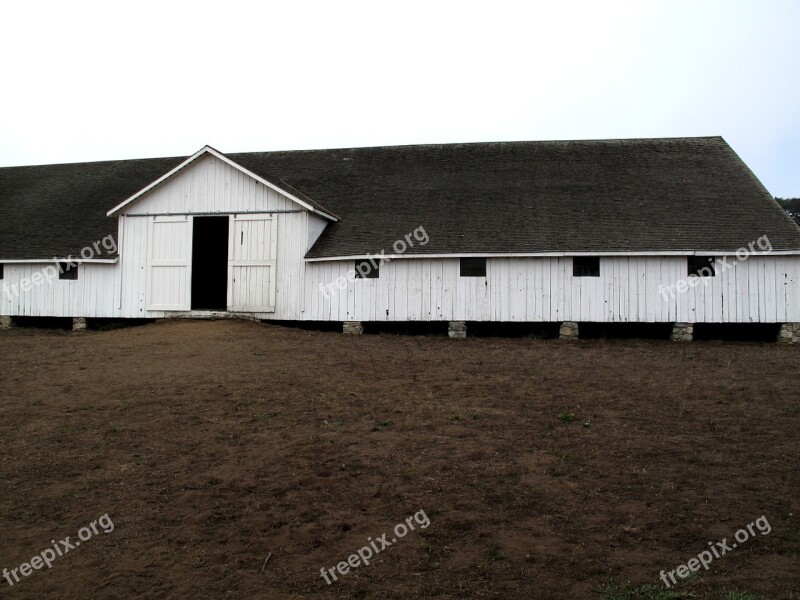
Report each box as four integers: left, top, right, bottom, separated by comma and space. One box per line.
230, 136, 725, 157
0, 155, 185, 171
1, 137, 726, 170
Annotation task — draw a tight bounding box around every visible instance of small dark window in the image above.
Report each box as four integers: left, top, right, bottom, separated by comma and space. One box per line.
0, 264, 3, 279
573, 257, 600, 277
355, 259, 379, 279
460, 257, 486, 277
688, 256, 716, 277
58, 262, 78, 281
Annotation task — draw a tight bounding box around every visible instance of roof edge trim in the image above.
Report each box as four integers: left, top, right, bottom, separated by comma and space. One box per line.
305, 250, 800, 261
0, 258, 119, 264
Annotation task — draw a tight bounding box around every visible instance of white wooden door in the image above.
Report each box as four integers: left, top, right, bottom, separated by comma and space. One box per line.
146, 216, 192, 311
228, 215, 277, 312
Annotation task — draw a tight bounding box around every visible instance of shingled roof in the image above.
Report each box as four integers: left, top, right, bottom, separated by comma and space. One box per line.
0, 156, 183, 260
2, 137, 799, 260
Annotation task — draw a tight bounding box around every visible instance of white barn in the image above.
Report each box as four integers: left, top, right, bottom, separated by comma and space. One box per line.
1, 138, 799, 342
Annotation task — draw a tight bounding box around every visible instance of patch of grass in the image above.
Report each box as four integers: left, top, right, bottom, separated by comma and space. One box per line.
545, 450, 571, 462
558, 412, 576, 422
234, 401, 251, 410
722, 591, 757, 600
596, 581, 683, 600
399, 469, 417, 481
486, 545, 504, 561
248, 412, 273, 423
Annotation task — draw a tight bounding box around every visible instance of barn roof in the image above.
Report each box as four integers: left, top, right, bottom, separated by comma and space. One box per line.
0, 156, 182, 260
1, 136, 799, 260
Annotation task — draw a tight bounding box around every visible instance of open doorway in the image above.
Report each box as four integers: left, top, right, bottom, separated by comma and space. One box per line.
191, 216, 229, 310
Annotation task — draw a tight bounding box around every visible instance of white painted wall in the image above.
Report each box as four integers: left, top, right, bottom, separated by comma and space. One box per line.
3, 253, 798, 324
307, 213, 328, 253
300, 255, 800, 323
0, 262, 119, 318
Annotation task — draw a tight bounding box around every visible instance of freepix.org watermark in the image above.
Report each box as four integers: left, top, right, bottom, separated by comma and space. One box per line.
3, 514, 115, 587
1, 235, 118, 301
318, 226, 429, 299
659, 515, 771, 588
319, 509, 430, 585
658, 235, 772, 302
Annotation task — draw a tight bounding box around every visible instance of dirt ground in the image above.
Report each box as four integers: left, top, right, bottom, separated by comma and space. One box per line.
0, 320, 798, 599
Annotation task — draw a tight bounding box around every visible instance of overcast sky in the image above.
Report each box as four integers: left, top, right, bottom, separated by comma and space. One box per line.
1, 0, 797, 196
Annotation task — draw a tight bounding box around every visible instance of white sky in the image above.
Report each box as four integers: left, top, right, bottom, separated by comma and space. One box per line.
1, 0, 797, 196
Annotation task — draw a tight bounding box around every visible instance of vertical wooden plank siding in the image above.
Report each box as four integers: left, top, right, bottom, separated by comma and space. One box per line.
3, 254, 800, 323
300, 255, 800, 323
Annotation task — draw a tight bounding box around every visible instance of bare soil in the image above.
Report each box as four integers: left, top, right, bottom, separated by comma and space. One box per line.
0, 320, 798, 599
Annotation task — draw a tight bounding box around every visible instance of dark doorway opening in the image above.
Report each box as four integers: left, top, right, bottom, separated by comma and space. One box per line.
192, 217, 229, 310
